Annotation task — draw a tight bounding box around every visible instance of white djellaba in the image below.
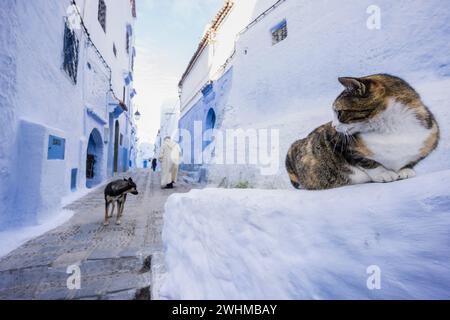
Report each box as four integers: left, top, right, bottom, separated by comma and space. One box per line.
159, 137, 181, 188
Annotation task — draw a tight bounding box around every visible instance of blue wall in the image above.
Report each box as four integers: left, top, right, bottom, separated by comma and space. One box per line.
178, 67, 233, 169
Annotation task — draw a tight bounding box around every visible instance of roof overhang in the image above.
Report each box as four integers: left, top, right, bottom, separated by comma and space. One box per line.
178, 1, 234, 88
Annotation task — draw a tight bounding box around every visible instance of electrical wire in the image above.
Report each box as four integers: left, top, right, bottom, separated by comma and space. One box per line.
71, 0, 124, 105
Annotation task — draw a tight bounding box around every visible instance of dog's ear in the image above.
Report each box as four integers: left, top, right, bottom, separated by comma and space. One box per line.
128, 178, 133, 183
124, 178, 128, 181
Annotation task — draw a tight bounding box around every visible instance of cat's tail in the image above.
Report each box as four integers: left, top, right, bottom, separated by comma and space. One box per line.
285, 149, 301, 189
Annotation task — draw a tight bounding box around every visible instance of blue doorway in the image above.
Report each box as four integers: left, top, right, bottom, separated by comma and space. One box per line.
206, 108, 216, 131
204, 108, 216, 151
86, 129, 103, 188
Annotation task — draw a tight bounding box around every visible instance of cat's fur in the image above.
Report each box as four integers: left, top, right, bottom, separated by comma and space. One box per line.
286, 74, 440, 190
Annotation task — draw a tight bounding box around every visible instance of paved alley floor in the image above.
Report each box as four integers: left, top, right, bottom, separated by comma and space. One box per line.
0, 170, 195, 300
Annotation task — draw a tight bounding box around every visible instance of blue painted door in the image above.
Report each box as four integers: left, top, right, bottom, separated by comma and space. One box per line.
48, 135, 66, 160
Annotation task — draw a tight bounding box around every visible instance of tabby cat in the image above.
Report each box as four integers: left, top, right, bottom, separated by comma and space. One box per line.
286, 74, 440, 190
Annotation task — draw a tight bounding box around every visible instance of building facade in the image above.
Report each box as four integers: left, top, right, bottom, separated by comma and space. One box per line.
0, 0, 138, 229
178, 0, 268, 173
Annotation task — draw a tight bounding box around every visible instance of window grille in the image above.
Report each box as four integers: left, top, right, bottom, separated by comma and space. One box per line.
63, 21, 79, 84
126, 25, 133, 54
271, 20, 288, 45
98, 0, 107, 32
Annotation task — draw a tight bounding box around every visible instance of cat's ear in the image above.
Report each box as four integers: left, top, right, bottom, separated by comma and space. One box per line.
338, 77, 367, 96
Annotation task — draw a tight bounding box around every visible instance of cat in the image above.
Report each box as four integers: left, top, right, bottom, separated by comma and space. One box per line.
286, 74, 440, 190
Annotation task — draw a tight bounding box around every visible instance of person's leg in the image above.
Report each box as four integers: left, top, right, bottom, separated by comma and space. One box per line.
171, 164, 179, 185
165, 182, 174, 189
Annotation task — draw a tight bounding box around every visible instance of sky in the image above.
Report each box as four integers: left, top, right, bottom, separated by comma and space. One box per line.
133, 0, 224, 144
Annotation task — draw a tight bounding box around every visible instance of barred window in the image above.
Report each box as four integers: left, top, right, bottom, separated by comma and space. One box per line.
131, 47, 136, 71
63, 21, 79, 84
98, 0, 107, 32
271, 20, 288, 45
126, 32, 130, 54
126, 25, 133, 54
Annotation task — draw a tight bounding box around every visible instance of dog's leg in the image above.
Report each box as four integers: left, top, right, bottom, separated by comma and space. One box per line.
104, 201, 110, 226
116, 199, 123, 225
116, 195, 127, 225
109, 202, 115, 218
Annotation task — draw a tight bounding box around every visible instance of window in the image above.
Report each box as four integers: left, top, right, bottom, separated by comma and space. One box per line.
126, 25, 133, 54
113, 43, 117, 57
271, 19, 288, 45
202, 82, 213, 97
48, 135, 66, 160
120, 134, 124, 146
98, 0, 107, 32
63, 21, 79, 84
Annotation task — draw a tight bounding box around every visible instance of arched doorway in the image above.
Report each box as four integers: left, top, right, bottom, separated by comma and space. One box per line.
113, 120, 120, 174
86, 129, 103, 188
203, 108, 217, 152
205, 108, 216, 131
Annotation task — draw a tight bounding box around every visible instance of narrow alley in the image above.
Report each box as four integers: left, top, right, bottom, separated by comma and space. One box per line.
0, 170, 194, 300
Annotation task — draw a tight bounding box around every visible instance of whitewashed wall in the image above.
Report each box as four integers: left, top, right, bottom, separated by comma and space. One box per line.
180, 0, 276, 117
0, 1, 19, 227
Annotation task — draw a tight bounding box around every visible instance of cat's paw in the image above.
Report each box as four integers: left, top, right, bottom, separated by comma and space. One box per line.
398, 168, 416, 180
372, 170, 400, 183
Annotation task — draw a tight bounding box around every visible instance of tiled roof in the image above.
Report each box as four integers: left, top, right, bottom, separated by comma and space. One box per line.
178, 0, 234, 88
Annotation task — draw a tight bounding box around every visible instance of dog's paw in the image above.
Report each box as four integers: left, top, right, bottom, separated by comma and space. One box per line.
103, 221, 110, 227
372, 170, 400, 183
116, 220, 122, 226
398, 168, 416, 180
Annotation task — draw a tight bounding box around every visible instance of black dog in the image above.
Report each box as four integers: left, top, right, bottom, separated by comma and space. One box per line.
104, 178, 138, 226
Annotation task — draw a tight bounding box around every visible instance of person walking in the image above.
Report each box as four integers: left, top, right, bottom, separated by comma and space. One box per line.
159, 137, 181, 189
151, 158, 157, 172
